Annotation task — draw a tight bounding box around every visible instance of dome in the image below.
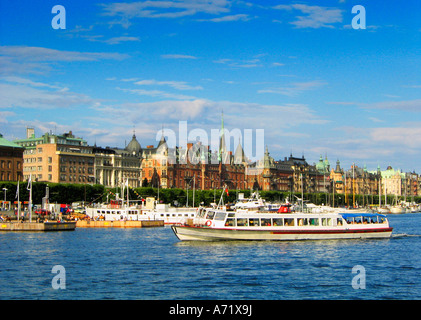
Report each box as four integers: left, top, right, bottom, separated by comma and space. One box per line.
125, 134, 141, 154
316, 155, 325, 172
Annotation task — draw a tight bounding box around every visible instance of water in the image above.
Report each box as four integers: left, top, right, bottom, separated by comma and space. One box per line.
1, 214, 420, 300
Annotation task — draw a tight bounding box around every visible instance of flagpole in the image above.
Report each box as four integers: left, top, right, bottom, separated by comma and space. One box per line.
16, 181, 20, 220
126, 178, 129, 208
28, 174, 32, 222
193, 175, 195, 208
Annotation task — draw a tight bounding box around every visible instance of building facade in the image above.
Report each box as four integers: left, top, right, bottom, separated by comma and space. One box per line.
93, 133, 142, 188
0, 133, 24, 182
15, 129, 94, 184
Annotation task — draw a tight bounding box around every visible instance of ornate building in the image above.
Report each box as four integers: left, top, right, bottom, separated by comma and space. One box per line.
141, 114, 246, 191
93, 133, 142, 188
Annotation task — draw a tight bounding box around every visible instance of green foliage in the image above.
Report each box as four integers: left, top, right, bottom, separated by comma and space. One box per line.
2, 181, 420, 206
0, 181, 105, 205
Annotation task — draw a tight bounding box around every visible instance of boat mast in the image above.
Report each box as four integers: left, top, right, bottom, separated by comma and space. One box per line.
217, 184, 226, 209
16, 180, 20, 220
27, 174, 32, 222
352, 163, 356, 208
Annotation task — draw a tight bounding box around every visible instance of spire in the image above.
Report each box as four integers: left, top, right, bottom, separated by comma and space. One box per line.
218, 111, 226, 162
157, 128, 167, 149
234, 138, 245, 165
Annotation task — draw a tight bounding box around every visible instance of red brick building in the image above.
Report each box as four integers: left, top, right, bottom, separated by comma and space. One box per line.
0, 133, 24, 182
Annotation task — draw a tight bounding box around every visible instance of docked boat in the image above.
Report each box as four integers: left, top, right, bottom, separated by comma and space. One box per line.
85, 200, 195, 225
233, 192, 280, 212
152, 204, 197, 225
171, 207, 393, 241
85, 202, 158, 221
390, 206, 406, 214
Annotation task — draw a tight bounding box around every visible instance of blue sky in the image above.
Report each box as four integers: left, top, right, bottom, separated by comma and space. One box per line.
0, 0, 420, 172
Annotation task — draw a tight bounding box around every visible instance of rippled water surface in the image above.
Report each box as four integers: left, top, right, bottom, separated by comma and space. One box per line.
1, 214, 420, 300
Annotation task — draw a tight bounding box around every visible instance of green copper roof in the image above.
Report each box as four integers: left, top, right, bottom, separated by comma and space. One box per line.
0, 133, 24, 149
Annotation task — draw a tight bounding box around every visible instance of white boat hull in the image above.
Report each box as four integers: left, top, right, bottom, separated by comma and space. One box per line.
171, 225, 393, 241
390, 207, 406, 214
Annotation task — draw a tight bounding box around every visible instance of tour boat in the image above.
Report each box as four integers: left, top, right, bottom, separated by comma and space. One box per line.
171, 207, 393, 241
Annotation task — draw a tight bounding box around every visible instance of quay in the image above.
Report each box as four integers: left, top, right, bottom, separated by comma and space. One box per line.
76, 220, 164, 228
0, 221, 76, 231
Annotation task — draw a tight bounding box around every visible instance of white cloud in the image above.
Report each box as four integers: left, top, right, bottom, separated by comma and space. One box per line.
0, 45, 129, 62
258, 80, 327, 96
0, 76, 64, 90
104, 36, 141, 44
213, 57, 262, 68
198, 14, 251, 22
134, 79, 203, 90
274, 4, 343, 29
117, 87, 197, 100
161, 54, 198, 59
0, 46, 129, 76
331, 99, 421, 113
101, 0, 231, 27
0, 82, 98, 110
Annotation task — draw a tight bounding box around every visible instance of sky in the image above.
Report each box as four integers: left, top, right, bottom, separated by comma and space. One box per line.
0, 0, 420, 173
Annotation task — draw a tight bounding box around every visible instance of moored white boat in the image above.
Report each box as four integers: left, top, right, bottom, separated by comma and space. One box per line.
85, 200, 196, 225
171, 207, 393, 241
390, 206, 406, 214
233, 192, 280, 212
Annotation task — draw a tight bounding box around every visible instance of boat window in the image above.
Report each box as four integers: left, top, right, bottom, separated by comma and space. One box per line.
206, 211, 215, 220
225, 218, 236, 227
370, 216, 378, 223
261, 218, 271, 226
354, 216, 362, 224
345, 217, 354, 224
236, 218, 248, 226
228, 213, 235, 218
249, 218, 260, 226
298, 218, 308, 226
322, 218, 332, 226
379, 217, 386, 224
273, 218, 283, 226
310, 218, 319, 226
284, 218, 294, 226
214, 211, 226, 221
337, 218, 343, 226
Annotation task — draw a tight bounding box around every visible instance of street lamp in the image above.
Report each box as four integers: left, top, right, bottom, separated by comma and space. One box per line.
2, 188, 7, 210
